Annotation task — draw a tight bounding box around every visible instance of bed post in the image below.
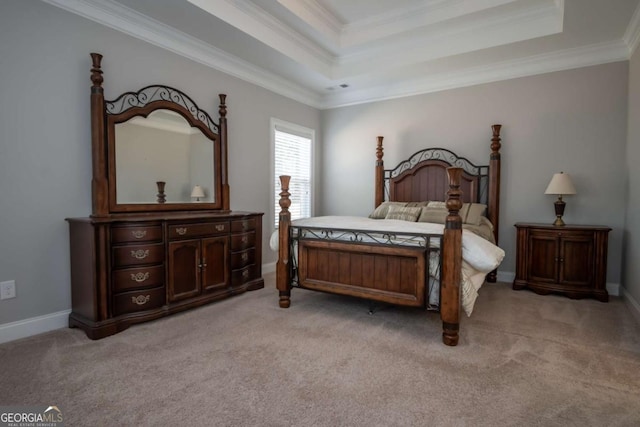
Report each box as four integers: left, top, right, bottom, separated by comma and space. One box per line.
277, 175, 292, 308
441, 167, 463, 346
487, 124, 502, 283
374, 136, 385, 208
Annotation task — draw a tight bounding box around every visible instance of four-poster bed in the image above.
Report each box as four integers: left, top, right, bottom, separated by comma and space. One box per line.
275, 125, 504, 346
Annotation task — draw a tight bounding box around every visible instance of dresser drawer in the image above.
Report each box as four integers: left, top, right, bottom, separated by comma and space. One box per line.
112, 265, 165, 292
112, 224, 162, 244
168, 222, 229, 239
231, 264, 257, 287
231, 231, 255, 251
112, 243, 164, 267
231, 248, 255, 270
112, 286, 165, 316
231, 218, 256, 233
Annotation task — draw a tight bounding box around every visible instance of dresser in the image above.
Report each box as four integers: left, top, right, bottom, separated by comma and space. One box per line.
68, 53, 264, 339
513, 223, 610, 302
68, 213, 263, 339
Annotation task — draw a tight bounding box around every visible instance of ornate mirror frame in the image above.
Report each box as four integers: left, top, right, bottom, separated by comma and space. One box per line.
89, 52, 229, 216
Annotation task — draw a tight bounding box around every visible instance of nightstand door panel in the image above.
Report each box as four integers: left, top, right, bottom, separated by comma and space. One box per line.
528, 231, 558, 283
559, 234, 594, 287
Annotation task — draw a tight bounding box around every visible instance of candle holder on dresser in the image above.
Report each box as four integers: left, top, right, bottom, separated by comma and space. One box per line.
156, 181, 166, 203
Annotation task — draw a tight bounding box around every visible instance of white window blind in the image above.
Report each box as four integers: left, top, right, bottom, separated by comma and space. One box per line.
273, 125, 312, 229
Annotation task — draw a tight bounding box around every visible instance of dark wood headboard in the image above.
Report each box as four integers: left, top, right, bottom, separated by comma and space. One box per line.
374, 125, 502, 246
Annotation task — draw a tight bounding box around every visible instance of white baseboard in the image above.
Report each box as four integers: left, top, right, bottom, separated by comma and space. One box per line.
0, 310, 71, 345
262, 261, 276, 274
495, 271, 621, 297
620, 287, 640, 325
496, 270, 515, 283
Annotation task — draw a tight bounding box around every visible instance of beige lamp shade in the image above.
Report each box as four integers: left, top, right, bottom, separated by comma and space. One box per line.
191, 185, 205, 201
544, 172, 577, 195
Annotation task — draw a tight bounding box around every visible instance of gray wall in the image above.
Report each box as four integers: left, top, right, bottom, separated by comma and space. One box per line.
624, 45, 640, 313
0, 0, 320, 325
321, 62, 629, 286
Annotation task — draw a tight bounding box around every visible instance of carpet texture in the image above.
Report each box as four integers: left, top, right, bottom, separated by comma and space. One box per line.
1, 273, 639, 426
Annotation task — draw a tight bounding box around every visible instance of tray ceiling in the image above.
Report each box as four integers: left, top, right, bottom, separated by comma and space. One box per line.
44, 0, 640, 108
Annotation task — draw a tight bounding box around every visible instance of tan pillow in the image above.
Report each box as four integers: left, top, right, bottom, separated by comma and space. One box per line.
418, 201, 448, 223
369, 201, 407, 219
385, 205, 421, 222
460, 203, 487, 226
405, 201, 429, 207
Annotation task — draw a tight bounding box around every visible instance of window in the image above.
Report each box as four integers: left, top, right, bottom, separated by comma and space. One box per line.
271, 118, 314, 229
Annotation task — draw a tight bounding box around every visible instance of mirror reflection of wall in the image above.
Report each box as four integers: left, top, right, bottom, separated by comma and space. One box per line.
114, 109, 214, 204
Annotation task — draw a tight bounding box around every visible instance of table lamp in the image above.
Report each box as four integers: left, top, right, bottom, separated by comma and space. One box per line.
191, 185, 205, 202
544, 172, 576, 226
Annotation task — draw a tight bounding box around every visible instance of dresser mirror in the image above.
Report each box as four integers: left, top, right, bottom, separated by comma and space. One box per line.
90, 52, 230, 215
113, 109, 215, 204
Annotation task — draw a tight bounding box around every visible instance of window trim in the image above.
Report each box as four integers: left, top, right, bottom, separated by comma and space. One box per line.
270, 117, 315, 232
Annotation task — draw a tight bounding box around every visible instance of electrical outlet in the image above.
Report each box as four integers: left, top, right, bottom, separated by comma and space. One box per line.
0, 280, 16, 300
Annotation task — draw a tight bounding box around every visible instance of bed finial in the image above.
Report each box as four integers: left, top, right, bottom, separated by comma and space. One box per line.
90, 53, 103, 90
277, 175, 292, 309
491, 124, 502, 159
374, 136, 385, 208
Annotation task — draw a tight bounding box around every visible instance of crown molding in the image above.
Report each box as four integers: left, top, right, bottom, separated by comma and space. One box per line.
276, 0, 342, 47
187, 0, 334, 75
40, 0, 325, 108
322, 40, 629, 109
624, 1, 640, 56
39, 0, 633, 111
336, 0, 563, 78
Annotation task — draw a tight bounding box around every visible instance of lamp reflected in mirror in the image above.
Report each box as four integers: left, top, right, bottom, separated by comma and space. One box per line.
191, 185, 205, 202
544, 172, 576, 226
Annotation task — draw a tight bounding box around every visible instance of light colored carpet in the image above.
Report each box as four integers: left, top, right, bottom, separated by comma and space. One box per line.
1, 273, 639, 426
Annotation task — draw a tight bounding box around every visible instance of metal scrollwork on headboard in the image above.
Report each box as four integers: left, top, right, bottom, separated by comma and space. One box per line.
389, 148, 482, 178
106, 85, 219, 134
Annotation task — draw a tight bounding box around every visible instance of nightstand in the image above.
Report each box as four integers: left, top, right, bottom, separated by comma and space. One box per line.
513, 223, 611, 302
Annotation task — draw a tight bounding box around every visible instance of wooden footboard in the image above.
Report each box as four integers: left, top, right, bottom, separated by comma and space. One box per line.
276, 168, 463, 346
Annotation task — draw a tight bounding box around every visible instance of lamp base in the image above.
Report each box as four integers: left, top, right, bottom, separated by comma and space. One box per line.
552, 197, 566, 227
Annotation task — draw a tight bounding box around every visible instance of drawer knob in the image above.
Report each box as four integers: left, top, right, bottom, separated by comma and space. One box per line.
242, 236, 248, 244
215, 224, 225, 231
132, 295, 151, 305
176, 227, 187, 235
131, 249, 149, 260
242, 269, 249, 278
241, 253, 248, 261
131, 272, 150, 283
131, 230, 147, 239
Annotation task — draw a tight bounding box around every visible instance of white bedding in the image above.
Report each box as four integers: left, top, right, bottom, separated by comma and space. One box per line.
270, 216, 505, 316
